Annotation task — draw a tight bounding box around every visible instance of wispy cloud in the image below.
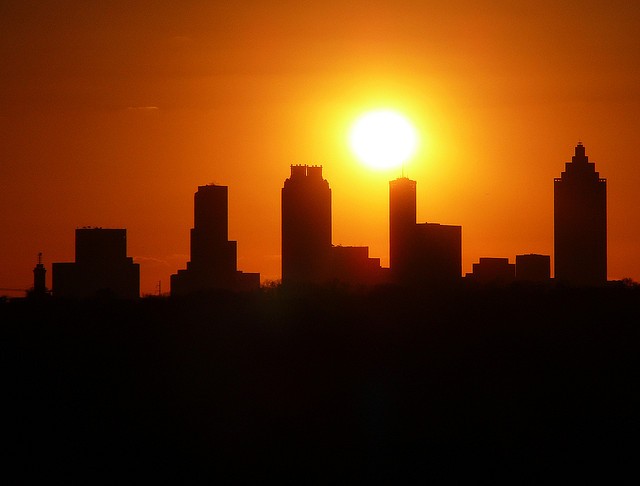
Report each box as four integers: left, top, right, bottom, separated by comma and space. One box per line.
132, 255, 176, 267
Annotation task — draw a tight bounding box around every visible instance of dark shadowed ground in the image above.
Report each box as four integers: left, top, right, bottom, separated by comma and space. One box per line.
4, 283, 640, 483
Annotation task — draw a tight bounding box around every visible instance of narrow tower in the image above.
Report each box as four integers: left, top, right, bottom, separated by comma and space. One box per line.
32, 252, 47, 296
389, 177, 417, 280
554, 143, 607, 286
189, 184, 237, 284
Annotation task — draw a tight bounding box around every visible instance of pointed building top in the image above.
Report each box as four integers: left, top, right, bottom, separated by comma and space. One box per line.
555, 141, 604, 184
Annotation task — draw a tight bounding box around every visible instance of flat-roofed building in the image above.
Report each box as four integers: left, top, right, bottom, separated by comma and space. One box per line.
516, 254, 550, 282
53, 228, 139, 298
467, 257, 515, 285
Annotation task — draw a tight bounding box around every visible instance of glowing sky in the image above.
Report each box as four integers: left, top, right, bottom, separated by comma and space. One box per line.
2, 1, 640, 294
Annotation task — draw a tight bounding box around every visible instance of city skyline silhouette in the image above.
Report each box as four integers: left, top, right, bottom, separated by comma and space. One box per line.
0, 135, 633, 295
2, 2, 640, 296
3, 5, 640, 483
4, 142, 623, 298
5, 142, 628, 295
5, 142, 632, 295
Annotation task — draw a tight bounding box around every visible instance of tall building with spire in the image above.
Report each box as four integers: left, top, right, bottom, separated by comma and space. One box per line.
31, 252, 47, 297
554, 142, 607, 286
171, 184, 259, 295
389, 177, 461, 285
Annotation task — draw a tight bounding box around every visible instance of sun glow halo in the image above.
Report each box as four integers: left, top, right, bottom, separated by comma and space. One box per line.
349, 110, 418, 169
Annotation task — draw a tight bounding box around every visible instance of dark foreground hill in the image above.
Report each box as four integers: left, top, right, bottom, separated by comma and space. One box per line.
3, 284, 640, 483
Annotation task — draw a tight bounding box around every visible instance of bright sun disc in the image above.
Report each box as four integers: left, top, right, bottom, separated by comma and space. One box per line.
349, 110, 418, 169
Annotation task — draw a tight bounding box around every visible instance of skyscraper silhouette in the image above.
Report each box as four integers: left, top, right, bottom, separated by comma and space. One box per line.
554, 143, 607, 286
281, 165, 332, 285
281, 165, 388, 286
52, 228, 140, 298
389, 178, 418, 279
171, 184, 259, 295
389, 177, 461, 285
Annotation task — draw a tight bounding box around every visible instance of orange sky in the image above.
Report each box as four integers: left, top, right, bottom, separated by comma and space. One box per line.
2, 1, 639, 295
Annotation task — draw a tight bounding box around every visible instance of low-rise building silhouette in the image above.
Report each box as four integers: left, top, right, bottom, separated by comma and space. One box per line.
52, 228, 140, 298
389, 177, 461, 285
466, 257, 515, 285
171, 184, 259, 295
515, 254, 550, 282
331, 245, 390, 286
554, 143, 607, 286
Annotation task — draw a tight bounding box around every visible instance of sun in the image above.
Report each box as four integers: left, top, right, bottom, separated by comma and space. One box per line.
349, 110, 418, 170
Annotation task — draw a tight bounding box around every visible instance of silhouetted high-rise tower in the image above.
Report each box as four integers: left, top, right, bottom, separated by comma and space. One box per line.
389, 177, 417, 278
281, 165, 332, 285
389, 177, 417, 275
389, 177, 461, 285
554, 142, 607, 286
171, 184, 259, 295
190, 184, 236, 283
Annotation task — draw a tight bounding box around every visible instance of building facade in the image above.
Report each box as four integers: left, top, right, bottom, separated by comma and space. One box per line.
554, 143, 607, 286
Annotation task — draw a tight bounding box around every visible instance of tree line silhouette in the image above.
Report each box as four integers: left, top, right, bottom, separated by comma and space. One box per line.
4, 282, 640, 482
